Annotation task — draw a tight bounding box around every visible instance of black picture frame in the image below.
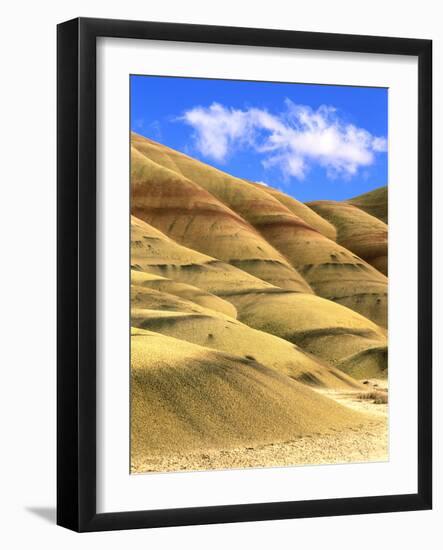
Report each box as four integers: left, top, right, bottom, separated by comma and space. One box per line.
57, 17, 432, 532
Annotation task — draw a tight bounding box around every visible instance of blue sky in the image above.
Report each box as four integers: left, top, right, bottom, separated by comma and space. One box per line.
131, 75, 388, 202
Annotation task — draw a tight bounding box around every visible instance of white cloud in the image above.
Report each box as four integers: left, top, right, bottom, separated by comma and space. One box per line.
179, 102, 251, 162
180, 100, 387, 180
372, 136, 388, 152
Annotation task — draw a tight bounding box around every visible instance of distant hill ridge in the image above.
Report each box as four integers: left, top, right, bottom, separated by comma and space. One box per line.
346, 185, 388, 223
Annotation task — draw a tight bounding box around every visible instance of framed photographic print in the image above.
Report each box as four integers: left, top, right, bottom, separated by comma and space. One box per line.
57, 17, 432, 532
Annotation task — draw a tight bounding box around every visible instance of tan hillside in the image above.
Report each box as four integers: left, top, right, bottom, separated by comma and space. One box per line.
131, 329, 369, 461
131, 215, 274, 296
131, 216, 388, 376
130, 282, 364, 390
131, 144, 311, 293
336, 346, 388, 379
231, 291, 388, 378
249, 181, 337, 240
131, 270, 237, 318
131, 133, 387, 327
346, 186, 388, 223
307, 200, 388, 275
253, 215, 388, 328
130, 128, 390, 473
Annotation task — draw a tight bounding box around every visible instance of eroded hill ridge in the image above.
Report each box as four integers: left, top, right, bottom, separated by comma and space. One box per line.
130, 132, 389, 467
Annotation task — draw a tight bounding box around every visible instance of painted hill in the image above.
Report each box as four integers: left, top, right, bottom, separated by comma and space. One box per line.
131, 269, 237, 318
130, 132, 389, 471
131, 215, 387, 377
307, 200, 388, 275
131, 133, 387, 328
232, 289, 387, 378
249, 181, 337, 241
131, 214, 275, 297
346, 185, 388, 223
131, 274, 364, 389
131, 329, 368, 461
131, 143, 311, 293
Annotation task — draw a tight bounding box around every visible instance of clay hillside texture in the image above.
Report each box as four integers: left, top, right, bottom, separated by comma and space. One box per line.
130, 132, 389, 473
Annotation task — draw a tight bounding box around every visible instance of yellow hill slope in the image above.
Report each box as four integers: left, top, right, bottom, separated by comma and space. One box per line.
346, 186, 388, 223
249, 181, 337, 240
130, 282, 364, 390
131, 214, 275, 296
131, 215, 388, 377
131, 269, 237, 318
131, 144, 311, 293
231, 291, 387, 378
307, 200, 388, 275
131, 133, 387, 327
253, 215, 388, 328
131, 329, 368, 461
